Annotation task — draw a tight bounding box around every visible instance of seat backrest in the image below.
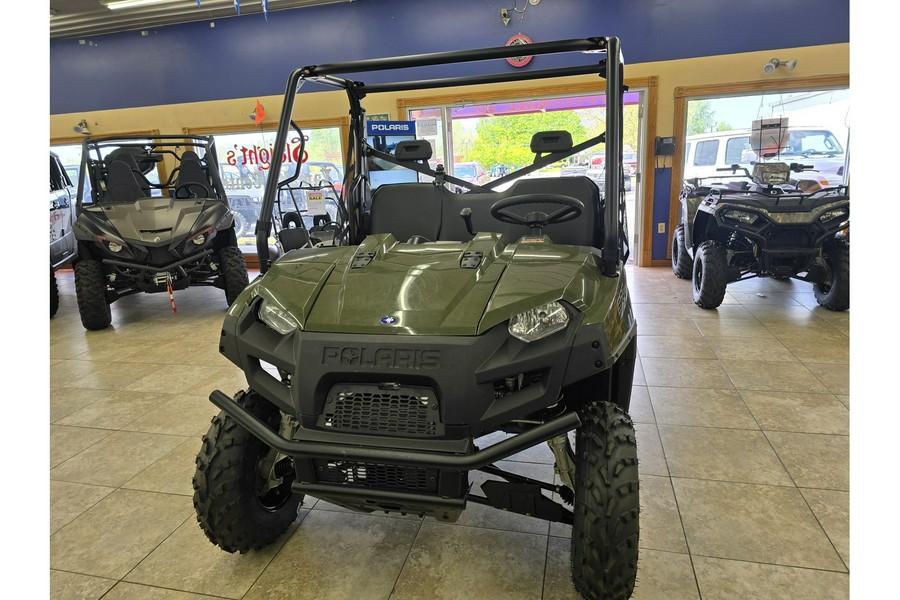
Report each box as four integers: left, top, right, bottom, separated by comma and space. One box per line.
175, 150, 212, 197
278, 227, 311, 251
438, 176, 601, 247
116, 152, 152, 196
105, 160, 147, 203
368, 183, 444, 242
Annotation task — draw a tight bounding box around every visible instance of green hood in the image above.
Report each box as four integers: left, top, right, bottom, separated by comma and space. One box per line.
251, 233, 604, 336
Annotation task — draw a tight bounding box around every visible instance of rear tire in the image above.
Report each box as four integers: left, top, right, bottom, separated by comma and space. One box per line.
193, 391, 303, 553
671, 224, 692, 279
50, 269, 59, 318
232, 212, 250, 238
814, 242, 849, 311
219, 246, 249, 306
691, 241, 728, 309
74, 259, 112, 330
571, 400, 639, 600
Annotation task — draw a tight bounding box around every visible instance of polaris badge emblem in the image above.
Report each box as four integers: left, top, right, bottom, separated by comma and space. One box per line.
380, 315, 398, 325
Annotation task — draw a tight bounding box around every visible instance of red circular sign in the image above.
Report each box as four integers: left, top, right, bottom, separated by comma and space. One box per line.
506, 34, 533, 68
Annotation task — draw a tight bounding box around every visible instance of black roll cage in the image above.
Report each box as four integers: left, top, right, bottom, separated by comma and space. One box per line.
258, 36, 625, 277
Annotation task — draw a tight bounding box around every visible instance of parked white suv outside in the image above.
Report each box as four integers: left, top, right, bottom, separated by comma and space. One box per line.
683, 126, 846, 185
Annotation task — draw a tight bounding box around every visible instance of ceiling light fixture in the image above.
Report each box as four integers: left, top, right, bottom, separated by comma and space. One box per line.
73, 119, 91, 135
102, 0, 177, 11
763, 58, 797, 74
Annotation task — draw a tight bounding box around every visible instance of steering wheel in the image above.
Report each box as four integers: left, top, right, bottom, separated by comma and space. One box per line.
490, 194, 583, 233
174, 182, 211, 199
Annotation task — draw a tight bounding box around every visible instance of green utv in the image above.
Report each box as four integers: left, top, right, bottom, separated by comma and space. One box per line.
193, 37, 639, 600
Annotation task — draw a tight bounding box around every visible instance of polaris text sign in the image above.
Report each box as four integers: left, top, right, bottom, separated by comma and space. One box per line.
322, 347, 440, 370
366, 121, 416, 136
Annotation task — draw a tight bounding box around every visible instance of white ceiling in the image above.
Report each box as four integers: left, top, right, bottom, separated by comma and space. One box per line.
49, 0, 352, 41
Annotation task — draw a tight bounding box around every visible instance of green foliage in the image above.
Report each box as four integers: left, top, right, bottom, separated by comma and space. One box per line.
687, 101, 717, 135
467, 112, 587, 168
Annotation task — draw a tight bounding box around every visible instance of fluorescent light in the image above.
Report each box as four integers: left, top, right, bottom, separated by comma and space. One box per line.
103, 0, 175, 10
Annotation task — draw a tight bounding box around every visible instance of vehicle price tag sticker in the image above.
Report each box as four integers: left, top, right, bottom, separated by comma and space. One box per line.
306, 190, 326, 215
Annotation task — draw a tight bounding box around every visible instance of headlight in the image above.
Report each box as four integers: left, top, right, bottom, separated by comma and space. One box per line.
258, 299, 300, 335
819, 208, 848, 222
192, 234, 206, 245
508, 301, 569, 343
722, 209, 758, 224
107, 242, 124, 253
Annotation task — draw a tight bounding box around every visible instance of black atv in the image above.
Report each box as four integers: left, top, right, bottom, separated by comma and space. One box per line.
71, 135, 249, 330
672, 161, 849, 310
193, 37, 639, 600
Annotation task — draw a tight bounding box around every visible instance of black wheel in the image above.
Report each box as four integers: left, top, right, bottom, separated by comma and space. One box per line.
74, 259, 112, 330
50, 269, 59, 318
571, 400, 639, 600
232, 212, 250, 238
219, 246, 249, 306
814, 242, 849, 311
671, 224, 692, 279
193, 391, 303, 553
691, 241, 728, 309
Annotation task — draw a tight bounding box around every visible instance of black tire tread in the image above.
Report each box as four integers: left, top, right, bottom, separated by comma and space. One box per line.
193, 391, 302, 553
51, 269, 60, 318
814, 242, 849, 311
671, 224, 692, 279
219, 246, 249, 306
692, 241, 728, 309
571, 400, 640, 600
74, 259, 112, 330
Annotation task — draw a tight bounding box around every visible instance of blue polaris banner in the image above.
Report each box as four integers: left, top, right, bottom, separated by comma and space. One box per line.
366, 121, 417, 136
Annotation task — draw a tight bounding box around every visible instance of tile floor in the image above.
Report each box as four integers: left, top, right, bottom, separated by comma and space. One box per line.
48, 265, 850, 599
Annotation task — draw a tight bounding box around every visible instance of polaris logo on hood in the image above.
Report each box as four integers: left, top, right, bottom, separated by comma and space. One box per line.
322, 347, 440, 369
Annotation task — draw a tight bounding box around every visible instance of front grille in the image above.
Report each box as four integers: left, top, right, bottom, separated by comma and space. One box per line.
315, 460, 436, 492
320, 384, 443, 437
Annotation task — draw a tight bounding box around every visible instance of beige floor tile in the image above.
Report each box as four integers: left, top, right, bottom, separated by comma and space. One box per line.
660, 426, 793, 485
705, 335, 798, 362
121, 394, 218, 437
244, 510, 420, 600
804, 362, 850, 395
51, 430, 188, 487
634, 317, 701, 337
779, 337, 850, 364
123, 437, 202, 496
628, 385, 655, 424
683, 303, 756, 320
56, 390, 171, 430
641, 357, 734, 389
390, 521, 546, 600
50, 570, 117, 600
634, 422, 668, 476
694, 318, 774, 339
125, 515, 297, 598
672, 478, 845, 571
693, 556, 849, 599
766, 322, 849, 343
836, 394, 849, 409
800, 488, 849, 568
122, 364, 231, 395
740, 390, 849, 434
648, 387, 757, 429
766, 431, 849, 490
50, 424, 115, 469
102, 582, 225, 599
719, 359, 829, 393
50, 489, 193, 579
50, 387, 111, 422
639, 475, 688, 553
631, 302, 692, 321
50, 480, 115, 534
728, 291, 804, 306
50, 359, 106, 389
633, 355, 646, 386
636, 335, 714, 359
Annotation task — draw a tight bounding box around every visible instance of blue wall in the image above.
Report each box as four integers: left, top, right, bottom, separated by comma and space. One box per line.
50, 0, 849, 114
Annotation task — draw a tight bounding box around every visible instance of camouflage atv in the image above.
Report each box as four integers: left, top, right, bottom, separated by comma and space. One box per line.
673, 161, 849, 310
193, 37, 639, 600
